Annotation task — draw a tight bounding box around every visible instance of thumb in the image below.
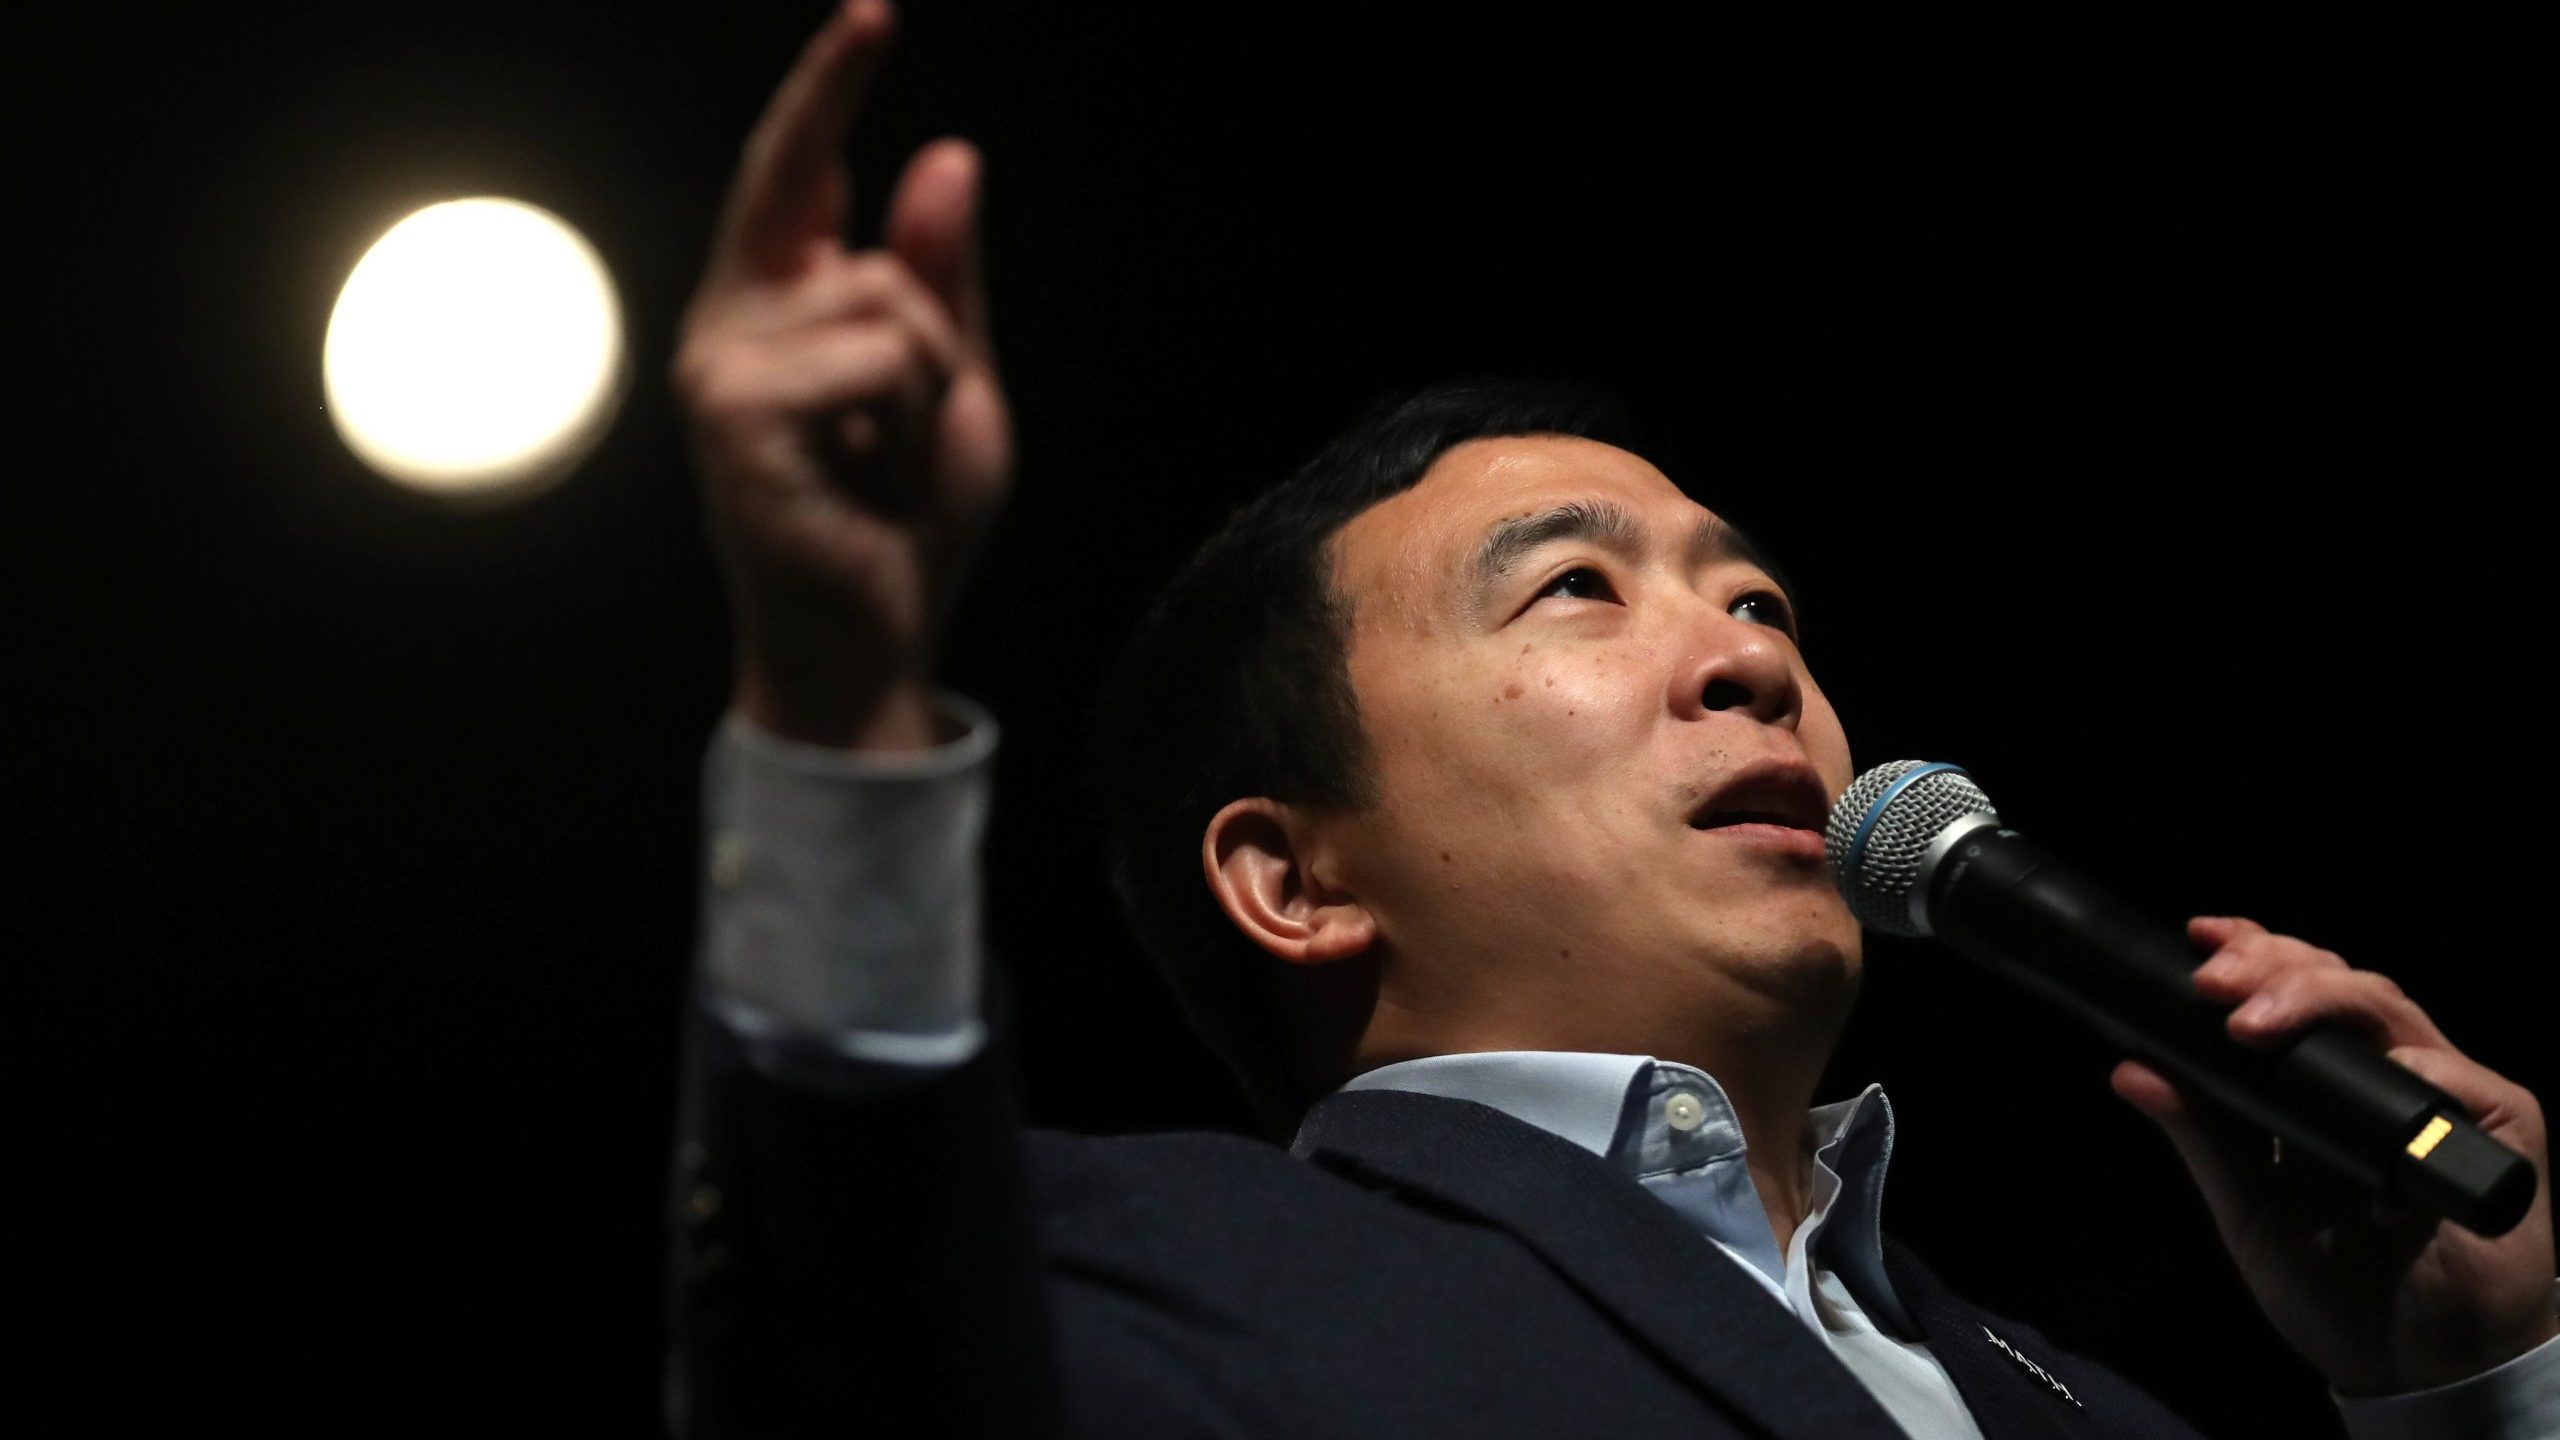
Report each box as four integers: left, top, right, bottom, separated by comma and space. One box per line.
886, 138, 993, 354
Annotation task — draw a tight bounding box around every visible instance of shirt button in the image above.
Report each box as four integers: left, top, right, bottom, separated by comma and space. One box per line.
1665, 1091, 1706, 1132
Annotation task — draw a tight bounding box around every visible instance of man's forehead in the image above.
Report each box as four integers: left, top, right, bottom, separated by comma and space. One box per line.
1332, 435, 1718, 628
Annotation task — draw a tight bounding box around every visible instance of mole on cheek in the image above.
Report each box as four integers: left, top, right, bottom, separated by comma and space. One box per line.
1504, 682, 1524, 700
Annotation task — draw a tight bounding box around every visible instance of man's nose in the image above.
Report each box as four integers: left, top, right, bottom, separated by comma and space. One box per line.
1668, 607, 1802, 730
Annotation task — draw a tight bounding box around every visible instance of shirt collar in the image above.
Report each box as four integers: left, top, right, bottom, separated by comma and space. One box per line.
1336, 1050, 1651, 1155
1328, 1051, 1909, 1335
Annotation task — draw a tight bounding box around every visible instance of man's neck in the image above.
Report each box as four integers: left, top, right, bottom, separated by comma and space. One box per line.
1632, 960, 1855, 1254
1663, 1034, 1825, 1257
1741, 1103, 1816, 1258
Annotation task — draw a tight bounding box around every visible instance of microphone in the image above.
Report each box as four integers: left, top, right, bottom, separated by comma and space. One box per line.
1826, 760, 2536, 1236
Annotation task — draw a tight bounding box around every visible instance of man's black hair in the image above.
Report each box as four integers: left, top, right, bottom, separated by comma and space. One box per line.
1085, 377, 1653, 1137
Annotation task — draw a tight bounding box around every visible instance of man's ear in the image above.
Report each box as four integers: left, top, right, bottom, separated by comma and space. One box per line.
1201, 797, 1377, 967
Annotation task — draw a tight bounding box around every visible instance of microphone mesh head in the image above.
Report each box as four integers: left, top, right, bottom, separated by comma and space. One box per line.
1825, 760, 1999, 936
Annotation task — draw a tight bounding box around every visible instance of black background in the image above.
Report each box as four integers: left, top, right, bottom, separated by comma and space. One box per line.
28, 1, 2554, 1432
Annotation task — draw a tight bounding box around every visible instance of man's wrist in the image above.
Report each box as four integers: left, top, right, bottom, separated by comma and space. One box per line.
735, 670, 947, 751
721, 688, 995, 779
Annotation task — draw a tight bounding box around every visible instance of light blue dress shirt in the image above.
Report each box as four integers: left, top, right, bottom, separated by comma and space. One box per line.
696, 700, 2560, 1439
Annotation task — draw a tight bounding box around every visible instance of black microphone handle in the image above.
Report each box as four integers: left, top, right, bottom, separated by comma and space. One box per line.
1922, 825, 2536, 1236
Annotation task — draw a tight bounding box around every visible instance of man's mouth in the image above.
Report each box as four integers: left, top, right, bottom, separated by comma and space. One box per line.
1687, 763, 1829, 835
1693, 811, 1815, 829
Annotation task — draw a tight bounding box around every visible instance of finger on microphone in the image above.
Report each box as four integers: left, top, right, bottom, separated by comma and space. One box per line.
2226, 968, 2442, 1053
2110, 1057, 2185, 1122
2187, 915, 2267, 946
2192, 932, 2351, 1005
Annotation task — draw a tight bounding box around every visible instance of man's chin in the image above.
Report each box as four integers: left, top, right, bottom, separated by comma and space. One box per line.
1694, 918, 1862, 1010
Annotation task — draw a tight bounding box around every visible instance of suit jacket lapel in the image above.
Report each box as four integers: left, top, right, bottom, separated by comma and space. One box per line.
1294, 1088, 1913, 1440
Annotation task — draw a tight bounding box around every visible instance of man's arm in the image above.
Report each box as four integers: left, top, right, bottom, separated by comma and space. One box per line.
669, 950, 1059, 1438
661, 4, 1052, 1434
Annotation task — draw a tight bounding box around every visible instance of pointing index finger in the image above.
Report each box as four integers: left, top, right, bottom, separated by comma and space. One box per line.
711, 0, 896, 283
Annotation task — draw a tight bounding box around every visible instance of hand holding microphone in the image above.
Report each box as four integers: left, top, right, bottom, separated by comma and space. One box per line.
1828, 761, 2557, 1395
1828, 759, 2531, 1232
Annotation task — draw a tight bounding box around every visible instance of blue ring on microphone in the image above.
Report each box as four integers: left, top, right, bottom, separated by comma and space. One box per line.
1845, 762, 1972, 879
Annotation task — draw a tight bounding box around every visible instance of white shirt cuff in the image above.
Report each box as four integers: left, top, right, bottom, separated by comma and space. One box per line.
2333, 1305, 2560, 1440
698, 690, 996, 1069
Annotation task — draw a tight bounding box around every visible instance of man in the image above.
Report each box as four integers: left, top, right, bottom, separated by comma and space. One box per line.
665, 3, 2560, 1435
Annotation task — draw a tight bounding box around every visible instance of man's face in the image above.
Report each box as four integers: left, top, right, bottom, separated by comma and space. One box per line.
1318, 435, 1860, 1052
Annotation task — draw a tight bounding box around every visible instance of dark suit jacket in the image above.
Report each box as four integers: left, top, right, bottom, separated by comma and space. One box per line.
668, 996, 2214, 1439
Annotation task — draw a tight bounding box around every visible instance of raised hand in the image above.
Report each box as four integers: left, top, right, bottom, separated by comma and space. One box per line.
2111, 916, 2558, 1395
672, 0, 1008, 750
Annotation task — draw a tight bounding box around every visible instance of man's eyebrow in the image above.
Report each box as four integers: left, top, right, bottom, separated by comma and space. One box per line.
1462, 499, 1768, 615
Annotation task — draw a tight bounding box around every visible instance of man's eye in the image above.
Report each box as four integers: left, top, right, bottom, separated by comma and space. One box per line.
1731, 589, 1798, 637
1537, 567, 1617, 603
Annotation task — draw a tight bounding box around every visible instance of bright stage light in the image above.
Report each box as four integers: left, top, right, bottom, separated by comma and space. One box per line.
323, 197, 627, 503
